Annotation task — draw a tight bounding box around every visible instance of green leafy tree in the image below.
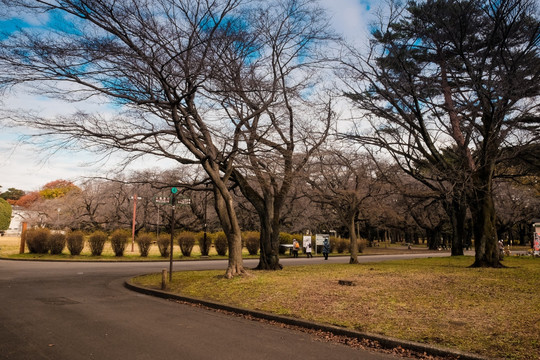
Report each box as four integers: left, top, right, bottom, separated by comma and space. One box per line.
0, 188, 25, 203
0, 198, 12, 231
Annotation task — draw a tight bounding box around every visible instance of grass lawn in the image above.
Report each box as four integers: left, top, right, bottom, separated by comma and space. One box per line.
133, 256, 540, 360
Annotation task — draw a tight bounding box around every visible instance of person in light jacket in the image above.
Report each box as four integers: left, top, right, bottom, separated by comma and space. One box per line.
292, 239, 299, 258
305, 241, 312, 258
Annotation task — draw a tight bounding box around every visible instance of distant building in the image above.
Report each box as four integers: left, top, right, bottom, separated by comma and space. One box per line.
6, 207, 37, 236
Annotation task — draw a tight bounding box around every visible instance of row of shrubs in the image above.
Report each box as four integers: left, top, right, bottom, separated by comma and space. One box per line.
24, 228, 234, 257
23, 227, 362, 257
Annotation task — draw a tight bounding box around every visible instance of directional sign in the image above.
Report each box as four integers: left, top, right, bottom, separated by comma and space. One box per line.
154, 196, 171, 205
177, 198, 191, 206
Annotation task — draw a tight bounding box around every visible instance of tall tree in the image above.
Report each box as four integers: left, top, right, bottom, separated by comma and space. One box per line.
342, 0, 540, 267
208, 0, 336, 270
0, 0, 267, 277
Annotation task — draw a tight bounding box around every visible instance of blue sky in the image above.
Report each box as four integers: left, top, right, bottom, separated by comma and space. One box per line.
0, 0, 373, 192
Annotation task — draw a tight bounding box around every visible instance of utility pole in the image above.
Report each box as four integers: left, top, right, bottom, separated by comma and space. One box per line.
130, 194, 142, 252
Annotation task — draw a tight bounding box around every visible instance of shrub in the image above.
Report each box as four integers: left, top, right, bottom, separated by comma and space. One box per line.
110, 229, 130, 256
196, 231, 212, 256
243, 231, 260, 255
0, 198, 12, 232
66, 230, 85, 255
178, 231, 195, 257
136, 233, 154, 257
49, 232, 66, 255
25, 228, 50, 254
89, 230, 108, 256
214, 231, 228, 256
157, 233, 171, 257
335, 237, 348, 253
327, 236, 340, 253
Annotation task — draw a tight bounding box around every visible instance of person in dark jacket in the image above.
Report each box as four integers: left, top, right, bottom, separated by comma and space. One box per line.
322, 238, 330, 260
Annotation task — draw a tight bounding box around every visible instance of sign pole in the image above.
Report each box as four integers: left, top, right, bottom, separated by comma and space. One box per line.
169, 188, 178, 283
131, 193, 137, 252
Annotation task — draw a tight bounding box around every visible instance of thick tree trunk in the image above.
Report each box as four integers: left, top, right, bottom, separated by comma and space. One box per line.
469, 171, 503, 268
255, 198, 283, 270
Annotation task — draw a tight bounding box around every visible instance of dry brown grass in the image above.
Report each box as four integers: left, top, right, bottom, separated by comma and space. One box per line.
135, 256, 540, 360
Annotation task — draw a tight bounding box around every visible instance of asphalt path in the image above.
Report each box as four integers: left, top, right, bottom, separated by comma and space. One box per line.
0, 252, 452, 360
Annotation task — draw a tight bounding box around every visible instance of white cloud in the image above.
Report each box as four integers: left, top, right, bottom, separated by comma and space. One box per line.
0, 0, 376, 193
321, 0, 373, 44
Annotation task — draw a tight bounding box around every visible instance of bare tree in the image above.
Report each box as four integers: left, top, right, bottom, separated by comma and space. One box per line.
206, 0, 336, 270
306, 147, 382, 263
0, 0, 275, 277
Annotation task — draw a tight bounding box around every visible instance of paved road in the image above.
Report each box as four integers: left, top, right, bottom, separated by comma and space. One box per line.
0, 253, 450, 360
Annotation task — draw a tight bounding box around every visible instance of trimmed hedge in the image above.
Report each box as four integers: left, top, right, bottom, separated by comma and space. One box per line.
67, 230, 85, 255
178, 231, 195, 257
136, 233, 154, 257
89, 230, 108, 256
196, 231, 212, 257
110, 229, 130, 256
243, 231, 260, 255
49, 232, 66, 255
214, 231, 228, 256
26, 228, 51, 254
157, 233, 171, 257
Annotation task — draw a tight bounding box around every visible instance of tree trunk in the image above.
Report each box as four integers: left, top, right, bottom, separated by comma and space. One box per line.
441, 192, 467, 255
255, 205, 283, 270
232, 170, 284, 271
450, 196, 466, 256
348, 215, 359, 264
426, 228, 440, 250
213, 187, 247, 278
469, 171, 503, 268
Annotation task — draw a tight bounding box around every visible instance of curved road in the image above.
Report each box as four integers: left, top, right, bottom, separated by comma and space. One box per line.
0, 253, 449, 360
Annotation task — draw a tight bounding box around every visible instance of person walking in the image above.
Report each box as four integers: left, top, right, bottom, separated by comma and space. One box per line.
322, 238, 330, 260
292, 239, 299, 258
305, 241, 312, 258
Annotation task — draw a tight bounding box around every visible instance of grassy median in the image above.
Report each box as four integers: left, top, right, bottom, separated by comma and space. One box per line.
133, 256, 540, 360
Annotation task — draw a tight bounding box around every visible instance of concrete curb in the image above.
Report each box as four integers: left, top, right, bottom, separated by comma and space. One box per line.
124, 279, 488, 360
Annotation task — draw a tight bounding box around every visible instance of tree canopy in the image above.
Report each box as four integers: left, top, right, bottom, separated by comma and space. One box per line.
0, 198, 12, 231
0, 187, 25, 203
342, 0, 540, 267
